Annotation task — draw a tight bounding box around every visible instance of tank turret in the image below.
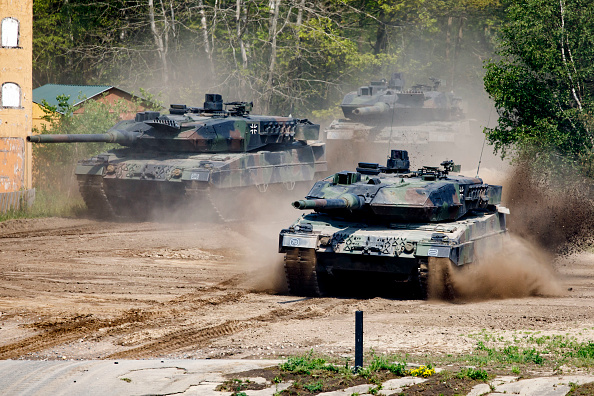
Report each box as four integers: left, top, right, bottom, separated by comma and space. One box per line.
325, 72, 471, 157
27, 94, 327, 220
28, 94, 320, 153
339, 72, 463, 124
296, 149, 500, 222
279, 149, 509, 299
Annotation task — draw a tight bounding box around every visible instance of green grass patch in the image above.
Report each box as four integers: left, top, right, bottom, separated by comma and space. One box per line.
279, 350, 341, 375
443, 330, 594, 371
0, 188, 85, 222
455, 367, 489, 381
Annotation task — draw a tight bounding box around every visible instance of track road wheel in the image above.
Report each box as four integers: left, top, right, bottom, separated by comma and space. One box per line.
77, 175, 115, 219
418, 258, 429, 299
427, 257, 457, 300
284, 248, 324, 297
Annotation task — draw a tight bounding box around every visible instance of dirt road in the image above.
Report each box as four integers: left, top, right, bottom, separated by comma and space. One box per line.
0, 216, 593, 362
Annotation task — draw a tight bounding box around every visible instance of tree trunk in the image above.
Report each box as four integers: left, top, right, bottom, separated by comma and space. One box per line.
236, 0, 248, 69
264, 0, 282, 113
559, 0, 583, 111
148, 0, 169, 84
199, 0, 215, 76
373, 8, 387, 55
450, 16, 464, 90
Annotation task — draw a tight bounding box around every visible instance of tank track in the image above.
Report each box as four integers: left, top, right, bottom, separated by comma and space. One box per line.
418, 258, 429, 299
78, 176, 312, 222
77, 175, 116, 219
284, 248, 324, 297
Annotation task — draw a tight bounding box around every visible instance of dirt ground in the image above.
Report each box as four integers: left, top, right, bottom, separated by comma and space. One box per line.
0, 212, 593, 364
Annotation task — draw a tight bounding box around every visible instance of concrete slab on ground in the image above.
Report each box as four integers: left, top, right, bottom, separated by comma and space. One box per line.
0, 359, 282, 396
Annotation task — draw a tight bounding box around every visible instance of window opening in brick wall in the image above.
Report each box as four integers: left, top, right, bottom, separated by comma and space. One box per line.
1, 83, 21, 108
1, 17, 19, 48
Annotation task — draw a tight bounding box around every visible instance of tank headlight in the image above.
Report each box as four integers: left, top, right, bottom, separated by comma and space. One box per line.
171, 168, 182, 178
105, 164, 116, 173
403, 242, 415, 254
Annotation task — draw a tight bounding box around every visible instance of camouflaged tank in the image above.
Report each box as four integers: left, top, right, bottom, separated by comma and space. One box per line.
278, 150, 509, 298
325, 72, 471, 148
28, 94, 326, 220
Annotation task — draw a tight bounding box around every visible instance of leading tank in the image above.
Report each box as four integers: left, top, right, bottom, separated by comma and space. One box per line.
278, 150, 509, 299
28, 94, 327, 220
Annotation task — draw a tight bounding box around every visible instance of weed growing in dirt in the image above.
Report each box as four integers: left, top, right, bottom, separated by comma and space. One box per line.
449, 330, 594, 370
279, 350, 342, 375
455, 367, 489, 381
216, 378, 264, 395
303, 380, 323, 392
271, 350, 438, 395
358, 354, 407, 378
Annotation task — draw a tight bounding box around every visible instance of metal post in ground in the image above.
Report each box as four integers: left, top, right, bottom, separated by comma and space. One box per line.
355, 310, 363, 371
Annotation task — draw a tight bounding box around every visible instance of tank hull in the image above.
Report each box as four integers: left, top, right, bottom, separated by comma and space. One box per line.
76, 143, 326, 220
279, 210, 507, 298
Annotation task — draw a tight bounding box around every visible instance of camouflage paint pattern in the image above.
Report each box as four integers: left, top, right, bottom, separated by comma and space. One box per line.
27, 96, 327, 218
279, 152, 508, 283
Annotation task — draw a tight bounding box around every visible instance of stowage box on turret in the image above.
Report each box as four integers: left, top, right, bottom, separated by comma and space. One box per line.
28, 94, 326, 220
279, 150, 509, 299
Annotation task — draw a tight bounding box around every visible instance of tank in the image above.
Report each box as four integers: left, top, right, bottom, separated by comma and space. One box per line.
278, 149, 509, 299
325, 72, 473, 157
27, 94, 327, 220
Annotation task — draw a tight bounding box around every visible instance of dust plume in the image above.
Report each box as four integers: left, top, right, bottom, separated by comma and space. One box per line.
222, 186, 302, 295
442, 235, 564, 302
504, 161, 594, 253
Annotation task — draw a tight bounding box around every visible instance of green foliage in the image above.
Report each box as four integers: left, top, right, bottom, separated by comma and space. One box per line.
483, 0, 594, 175
33, 0, 503, 118
358, 355, 407, 378
0, 188, 86, 223
459, 331, 594, 369
303, 380, 323, 392
31, 94, 129, 214
455, 367, 489, 381
475, 341, 545, 365
279, 350, 340, 375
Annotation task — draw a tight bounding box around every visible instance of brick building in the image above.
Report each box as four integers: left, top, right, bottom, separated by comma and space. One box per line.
0, 0, 35, 212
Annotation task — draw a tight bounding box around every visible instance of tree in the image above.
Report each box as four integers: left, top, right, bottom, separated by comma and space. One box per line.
32, 1, 503, 118
483, 0, 594, 174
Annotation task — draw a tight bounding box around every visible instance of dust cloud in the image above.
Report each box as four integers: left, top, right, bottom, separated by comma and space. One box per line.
445, 235, 564, 302
221, 187, 301, 295
504, 163, 594, 253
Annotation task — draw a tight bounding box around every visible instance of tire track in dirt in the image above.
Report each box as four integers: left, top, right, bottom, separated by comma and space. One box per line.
103, 297, 356, 359
0, 276, 251, 359
0, 311, 150, 359
106, 320, 247, 359
0, 224, 160, 239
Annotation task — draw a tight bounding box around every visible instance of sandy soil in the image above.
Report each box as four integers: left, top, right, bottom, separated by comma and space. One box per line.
0, 215, 592, 362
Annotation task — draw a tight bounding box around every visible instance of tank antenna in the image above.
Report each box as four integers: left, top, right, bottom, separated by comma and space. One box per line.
476, 107, 493, 178
388, 98, 396, 153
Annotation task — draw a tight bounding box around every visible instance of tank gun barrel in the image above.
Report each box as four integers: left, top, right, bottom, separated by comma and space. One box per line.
352, 102, 390, 116
27, 130, 140, 145
292, 193, 364, 210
